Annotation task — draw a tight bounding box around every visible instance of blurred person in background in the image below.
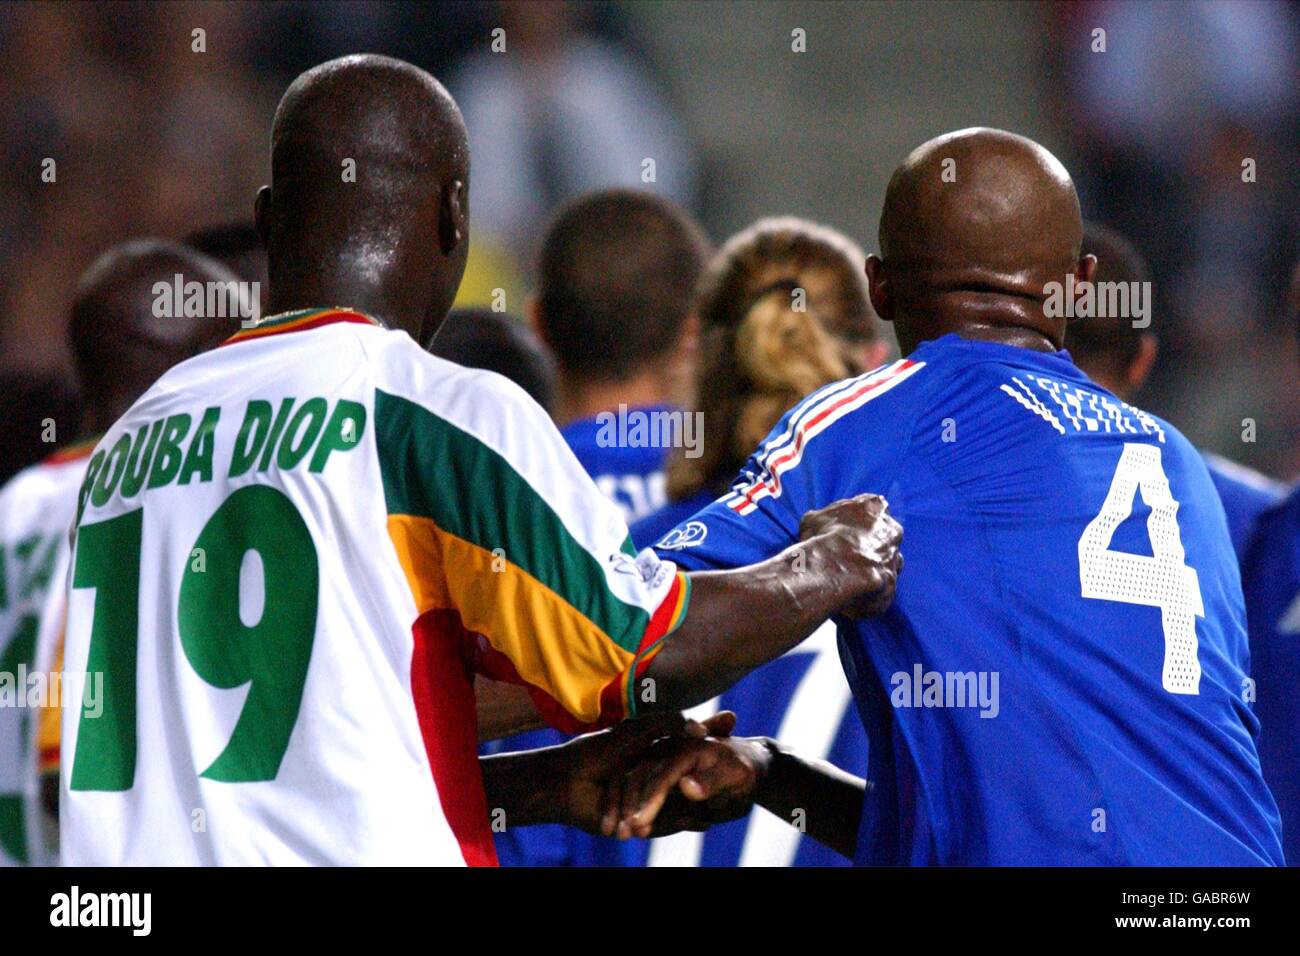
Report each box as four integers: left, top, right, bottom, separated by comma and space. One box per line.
485, 187, 709, 867
0, 2, 275, 374
425, 308, 556, 414
1046, 0, 1300, 477
635, 217, 890, 545
528, 188, 709, 525
1066, 222, 1286, 562
0, 239, 241, 867
628, 217, 886, 866
183, 222, 269, 314
1241, 260, 1300, 867
0, 370, 81, 486
450, 1, 697, 270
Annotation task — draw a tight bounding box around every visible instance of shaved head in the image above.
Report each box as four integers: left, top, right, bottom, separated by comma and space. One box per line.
256, 54, 470, 341
868, 128, 1093, 354
1066, 222, 1157, 399
70, 238, 240, 431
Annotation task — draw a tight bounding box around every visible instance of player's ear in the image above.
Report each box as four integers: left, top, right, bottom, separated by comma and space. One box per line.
1127, 332, 1158, 394
1067, 255, 1099, 326
863, 339, 890, 371
666, 312, 702, 409
865, 254, 893, 322
1075, 254, 1097, 288
439, 179, 467, 256
525, 294, 547, 343
676, 312, 701, 362
254, 186, 273, 248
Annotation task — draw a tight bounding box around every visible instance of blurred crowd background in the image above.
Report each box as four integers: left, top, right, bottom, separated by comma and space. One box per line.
1, 0, 1297, 480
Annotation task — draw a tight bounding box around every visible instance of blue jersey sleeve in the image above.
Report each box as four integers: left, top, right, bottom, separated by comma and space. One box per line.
655, 361, 924, 571
1202, 451, 1287, 562
1241, 489, 1300, 866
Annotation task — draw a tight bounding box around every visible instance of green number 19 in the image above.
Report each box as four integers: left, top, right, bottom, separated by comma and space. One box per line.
70, 486, 319, 791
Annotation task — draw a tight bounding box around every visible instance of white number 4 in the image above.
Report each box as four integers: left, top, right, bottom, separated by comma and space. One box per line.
1078, 443, 1204, 695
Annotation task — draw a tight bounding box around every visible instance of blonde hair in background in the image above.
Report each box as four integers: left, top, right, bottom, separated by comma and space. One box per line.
731, 280, 849, 456
668, 217, 882, 502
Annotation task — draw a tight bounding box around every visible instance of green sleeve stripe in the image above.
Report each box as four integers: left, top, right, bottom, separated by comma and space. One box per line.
375, 389, 651, 653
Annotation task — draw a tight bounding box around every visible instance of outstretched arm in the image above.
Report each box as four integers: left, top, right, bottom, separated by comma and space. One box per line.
475, 494, 900, 735
750, 742, 866, 860
475, 676, 545, 741
477, 711, 737, 833
641, 494, 901, 711
614, 734, 867, 861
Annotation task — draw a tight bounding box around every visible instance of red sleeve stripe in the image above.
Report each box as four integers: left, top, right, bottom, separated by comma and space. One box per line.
729, 359, 923, 514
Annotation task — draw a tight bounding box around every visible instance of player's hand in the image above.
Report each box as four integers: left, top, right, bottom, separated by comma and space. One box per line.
604, 734, 771, 839
798, 493, 903, 618
558, 710, 738, 835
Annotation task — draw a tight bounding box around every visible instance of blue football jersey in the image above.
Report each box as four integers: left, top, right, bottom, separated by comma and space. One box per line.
630, 494, 868, 867
1241, 487, 1300, 865
630, 490, 717, 553
655, 336, 1284, 866
560, 406, 673, 523
1201, 451, 1286, 563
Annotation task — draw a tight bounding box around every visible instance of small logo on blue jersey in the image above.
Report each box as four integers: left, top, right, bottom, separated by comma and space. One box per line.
657, 521, 708, 551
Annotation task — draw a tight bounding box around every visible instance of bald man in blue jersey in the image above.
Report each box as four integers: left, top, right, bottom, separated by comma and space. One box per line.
615, 129, 1283, 866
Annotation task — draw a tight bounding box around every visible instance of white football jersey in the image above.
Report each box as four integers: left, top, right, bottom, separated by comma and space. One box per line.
0, 442, 92, 866
60, 308, 689, 866
26, 540, 69, 867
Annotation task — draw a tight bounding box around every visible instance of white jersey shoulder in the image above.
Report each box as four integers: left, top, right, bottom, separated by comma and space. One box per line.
0, 450, 88, 867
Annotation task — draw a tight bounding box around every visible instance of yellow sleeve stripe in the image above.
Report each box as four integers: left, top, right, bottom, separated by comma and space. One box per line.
37, 633, 65, 774
386, 513, 636, 723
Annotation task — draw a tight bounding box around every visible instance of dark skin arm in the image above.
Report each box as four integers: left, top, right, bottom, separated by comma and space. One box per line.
612, 733, 866, 860
477, 711, 737, 833
475, 676, 545, 742
476, 494, 901, 736
750, 741, 865, 859
640, 494, 901, 711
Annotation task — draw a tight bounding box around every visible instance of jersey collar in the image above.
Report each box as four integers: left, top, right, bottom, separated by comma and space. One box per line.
42, 434, 102, 466
221, 307, 382, 346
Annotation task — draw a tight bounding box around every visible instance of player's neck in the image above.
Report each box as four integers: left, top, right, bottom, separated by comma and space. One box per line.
897, 298, 1066, 356
264, 280, 421, 338
555, 370, 675, 427
1082, 369, 1132, 401
957, 325, 1061, 352
903, 324, 1061, 357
